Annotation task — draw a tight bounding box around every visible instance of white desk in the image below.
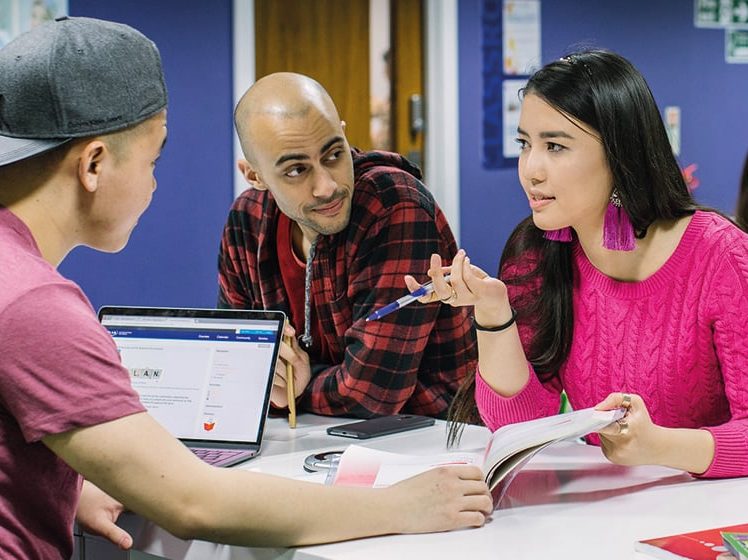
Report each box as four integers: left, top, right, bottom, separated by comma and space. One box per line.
87, 414, 747, 560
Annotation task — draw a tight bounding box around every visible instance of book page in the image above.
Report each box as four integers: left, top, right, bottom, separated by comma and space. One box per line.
331, 408, 624, 504
482, 408, 624, 475
331, 445, 481, 488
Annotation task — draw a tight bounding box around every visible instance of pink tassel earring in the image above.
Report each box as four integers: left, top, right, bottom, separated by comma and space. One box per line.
544, 228, 573, 242
603, 189, 635, 251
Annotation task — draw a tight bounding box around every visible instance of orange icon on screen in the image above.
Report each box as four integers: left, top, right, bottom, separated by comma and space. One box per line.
203, 421, 216, 431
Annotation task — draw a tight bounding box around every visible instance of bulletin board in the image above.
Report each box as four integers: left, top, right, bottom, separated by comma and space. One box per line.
481, 0, 540, 169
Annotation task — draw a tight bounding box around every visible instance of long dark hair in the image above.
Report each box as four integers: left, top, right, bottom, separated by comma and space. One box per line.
448, 49, 698, 440
737, 153, 748, 230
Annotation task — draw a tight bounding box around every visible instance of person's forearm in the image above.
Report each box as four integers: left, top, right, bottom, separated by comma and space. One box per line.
51, 409, 490, 547
182, 471, 401, 546
302, 365, 425, 417
49, 415, 401, 547
474, 303, 530, 397
650, 426, 715, 475
300, 364, 386, 416
134, 447, 409, 546
301, 315, 434, 416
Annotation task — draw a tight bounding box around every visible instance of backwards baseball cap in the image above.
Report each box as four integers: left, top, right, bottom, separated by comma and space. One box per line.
0, 16, 167, 167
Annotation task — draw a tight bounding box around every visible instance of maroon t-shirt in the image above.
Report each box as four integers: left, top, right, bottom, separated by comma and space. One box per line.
275, 212, 331, 362
0, 207, 145, 559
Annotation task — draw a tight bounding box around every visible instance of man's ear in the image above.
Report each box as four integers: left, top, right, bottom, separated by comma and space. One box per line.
237, 159, 267, 191
77, 140, 108, 193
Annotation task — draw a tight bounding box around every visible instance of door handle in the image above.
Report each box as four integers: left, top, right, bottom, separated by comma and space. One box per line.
409, 94, 424, 138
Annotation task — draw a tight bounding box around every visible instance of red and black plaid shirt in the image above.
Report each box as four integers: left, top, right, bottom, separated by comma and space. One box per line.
218, 150, 476, 418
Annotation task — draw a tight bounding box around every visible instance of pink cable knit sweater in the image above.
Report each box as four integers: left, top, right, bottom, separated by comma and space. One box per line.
476, 211, 748, 478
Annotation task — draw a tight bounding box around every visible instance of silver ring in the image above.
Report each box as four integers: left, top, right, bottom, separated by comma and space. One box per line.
617, 419, 629, 436
440, 286, 457, 303
621, 393, 632, 409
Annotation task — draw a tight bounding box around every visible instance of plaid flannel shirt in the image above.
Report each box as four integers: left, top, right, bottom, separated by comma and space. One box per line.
218, 150, 476, 418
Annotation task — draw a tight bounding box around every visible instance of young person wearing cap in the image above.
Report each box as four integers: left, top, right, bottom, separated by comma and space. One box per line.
0, 17, 491, 559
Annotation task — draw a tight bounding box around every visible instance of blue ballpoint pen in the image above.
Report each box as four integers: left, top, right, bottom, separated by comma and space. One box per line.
366, 275, 452, 322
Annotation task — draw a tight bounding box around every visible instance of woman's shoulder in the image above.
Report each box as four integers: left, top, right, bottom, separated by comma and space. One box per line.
692, 210, 747, 252
689, 211, 748, 281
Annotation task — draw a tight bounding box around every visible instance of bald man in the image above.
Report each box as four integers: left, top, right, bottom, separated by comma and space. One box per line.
218, 73, 477, 419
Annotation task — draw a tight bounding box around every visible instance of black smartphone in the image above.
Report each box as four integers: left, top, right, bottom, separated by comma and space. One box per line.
326, 414, 436, 439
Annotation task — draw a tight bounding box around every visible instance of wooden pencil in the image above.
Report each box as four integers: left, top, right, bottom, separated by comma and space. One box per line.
284, 334, 296, 428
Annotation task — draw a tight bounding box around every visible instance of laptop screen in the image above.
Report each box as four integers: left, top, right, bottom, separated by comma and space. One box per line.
99, 307, 284, 446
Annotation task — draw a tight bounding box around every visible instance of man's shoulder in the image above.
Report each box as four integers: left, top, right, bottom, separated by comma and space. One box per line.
230, 186, 270, 213
224, 187, 278, 238
352, 150, 436, 213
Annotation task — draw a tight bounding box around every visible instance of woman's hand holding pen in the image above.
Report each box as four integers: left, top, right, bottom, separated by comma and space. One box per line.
404, 250, 513, 328
270, 324, 311, 409
406, 249, 530, 397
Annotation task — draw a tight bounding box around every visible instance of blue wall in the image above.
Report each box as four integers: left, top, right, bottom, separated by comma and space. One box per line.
59, 0, 235, 311
459, 0, 748, 275
57, 1, 747, 309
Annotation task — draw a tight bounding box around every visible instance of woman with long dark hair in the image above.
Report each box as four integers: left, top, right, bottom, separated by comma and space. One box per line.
407, 50, 748, 478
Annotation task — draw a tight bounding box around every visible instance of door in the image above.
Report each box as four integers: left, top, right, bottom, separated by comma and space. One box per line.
391, 0, 424, 168
254, 0, 425, 166
254, 0, 371, 150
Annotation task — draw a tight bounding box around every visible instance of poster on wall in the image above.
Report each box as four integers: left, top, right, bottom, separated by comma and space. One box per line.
502, 79, 526, 158
483, 0, 540, 169
502, 0, 541, 75
0, 0, 67, 48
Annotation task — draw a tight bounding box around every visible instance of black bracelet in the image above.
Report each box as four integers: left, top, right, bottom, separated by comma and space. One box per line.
473, 307, 517, 332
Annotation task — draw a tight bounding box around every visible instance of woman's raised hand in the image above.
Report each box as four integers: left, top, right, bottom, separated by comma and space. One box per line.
404, 250, 509, 319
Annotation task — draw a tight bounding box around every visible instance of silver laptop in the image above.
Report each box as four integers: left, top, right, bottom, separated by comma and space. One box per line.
99, 306, 285, 467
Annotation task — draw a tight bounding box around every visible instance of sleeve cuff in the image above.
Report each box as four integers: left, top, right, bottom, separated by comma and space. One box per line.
696, 424, 748, 478
475, 363, 559, 431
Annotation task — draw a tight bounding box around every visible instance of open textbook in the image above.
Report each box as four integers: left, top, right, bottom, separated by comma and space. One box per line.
329, 407, 624, 508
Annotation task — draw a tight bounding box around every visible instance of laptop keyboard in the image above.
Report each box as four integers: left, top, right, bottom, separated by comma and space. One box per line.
190, 447, 253, 466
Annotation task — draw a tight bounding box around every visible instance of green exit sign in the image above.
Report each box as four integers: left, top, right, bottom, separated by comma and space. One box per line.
695, 0, 748, 28
727, 29, 748, 62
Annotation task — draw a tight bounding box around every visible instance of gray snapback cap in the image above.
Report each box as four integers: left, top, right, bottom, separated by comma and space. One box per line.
0, 16, 167, 167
